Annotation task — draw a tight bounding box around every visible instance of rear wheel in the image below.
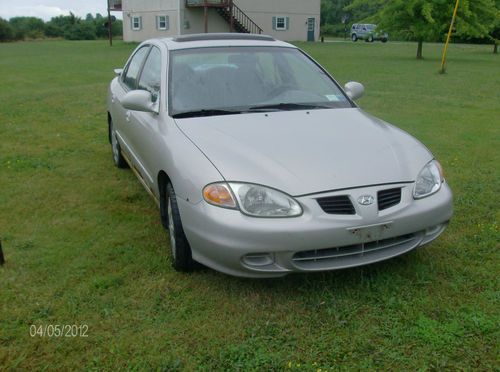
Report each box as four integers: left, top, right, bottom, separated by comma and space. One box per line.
163, 182, 194, 272
109, 119, 128, 168
368, 35, 374, 42
351, 34, 358, 42
382, 38, 388, 43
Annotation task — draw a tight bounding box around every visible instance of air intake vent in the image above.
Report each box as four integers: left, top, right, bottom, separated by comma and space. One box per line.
317, 195, 355, 215
377, 188, 402, 211
292, 233, 419, 268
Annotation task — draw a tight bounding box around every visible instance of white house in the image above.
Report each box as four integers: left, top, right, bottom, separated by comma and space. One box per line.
116, 0, 320, 42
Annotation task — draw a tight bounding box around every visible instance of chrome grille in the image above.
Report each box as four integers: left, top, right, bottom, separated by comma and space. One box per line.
377, 188, 402, 211
292, 233, 419, 266
316, 195, 355, 215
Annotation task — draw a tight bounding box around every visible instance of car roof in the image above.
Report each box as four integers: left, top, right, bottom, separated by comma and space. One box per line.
153, 33, 295, 50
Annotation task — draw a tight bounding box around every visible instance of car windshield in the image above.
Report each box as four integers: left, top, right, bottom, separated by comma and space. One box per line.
169, 46, 352, 117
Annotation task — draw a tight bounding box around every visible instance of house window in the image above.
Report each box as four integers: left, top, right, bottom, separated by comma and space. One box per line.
131, 16, 141, 31
273, 16, 288, 31
157, 15, 169, 30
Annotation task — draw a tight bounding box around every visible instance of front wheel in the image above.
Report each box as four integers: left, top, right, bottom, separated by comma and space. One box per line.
351, 34, 357, 42
164, 182, 194, 272
109, 119, 128, 168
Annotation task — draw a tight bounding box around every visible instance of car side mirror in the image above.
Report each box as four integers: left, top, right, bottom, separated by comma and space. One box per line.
344, 81, 364, 101
114, 68, 123, 76
121, 90, 158, 113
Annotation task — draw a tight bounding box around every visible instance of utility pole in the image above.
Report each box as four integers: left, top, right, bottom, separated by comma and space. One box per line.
107, 0, 113, 46
229, 0, 234, 33
440, 0, 460, 74
342, 14, 349, 41
204, 0, 208, 33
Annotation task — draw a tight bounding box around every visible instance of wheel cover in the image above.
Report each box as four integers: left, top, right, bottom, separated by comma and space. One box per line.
111, 128, 120, 163
167, 197, 176, 260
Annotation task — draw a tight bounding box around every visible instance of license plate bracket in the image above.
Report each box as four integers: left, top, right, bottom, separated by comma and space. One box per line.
347, 221, 393, 242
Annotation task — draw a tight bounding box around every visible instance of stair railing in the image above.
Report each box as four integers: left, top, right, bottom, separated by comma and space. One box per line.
229, 1, 263, 34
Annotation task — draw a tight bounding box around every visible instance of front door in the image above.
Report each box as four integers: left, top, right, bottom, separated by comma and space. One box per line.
307, 18, 315, 42
127, 46, 163, 188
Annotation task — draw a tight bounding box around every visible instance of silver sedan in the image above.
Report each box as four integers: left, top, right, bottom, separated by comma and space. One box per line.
107, 33, 452, 278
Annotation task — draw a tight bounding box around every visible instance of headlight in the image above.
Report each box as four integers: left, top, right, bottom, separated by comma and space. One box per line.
230, 183, 302, 217
413, 160, 444, 199
203, 182, 302, 217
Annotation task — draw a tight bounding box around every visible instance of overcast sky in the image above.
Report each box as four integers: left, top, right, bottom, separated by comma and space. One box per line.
0, 0, 122, 21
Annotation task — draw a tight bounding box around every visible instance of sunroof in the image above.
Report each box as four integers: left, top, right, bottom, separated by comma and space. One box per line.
173, 33, 275, 43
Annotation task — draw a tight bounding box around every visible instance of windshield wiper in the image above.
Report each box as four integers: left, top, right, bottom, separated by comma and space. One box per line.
172, 109, 241, 118
247, 103, 331, 112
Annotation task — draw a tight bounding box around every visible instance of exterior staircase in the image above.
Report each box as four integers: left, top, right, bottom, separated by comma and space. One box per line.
215, 2, 263, 34
186, 0, 262, 34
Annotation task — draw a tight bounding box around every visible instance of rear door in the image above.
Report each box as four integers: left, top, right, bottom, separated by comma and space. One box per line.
360, 25, 367, 38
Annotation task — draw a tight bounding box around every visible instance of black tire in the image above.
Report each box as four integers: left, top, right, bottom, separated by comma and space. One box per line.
164, 182, 194, 272
351, 34, 357, 42
109, 119, 128, 169
368, 35, 374, 43
159, 180, 169, 230
382, 38, 388, 43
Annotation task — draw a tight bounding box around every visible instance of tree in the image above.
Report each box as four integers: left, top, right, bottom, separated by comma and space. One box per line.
321, 0, 351, 26
321, 0, 353, 36
489, 0, 500, 53
344, 0, 389, 22
0, 17, 14, 42
453, 0, 497, 43
357, 0, 499, 59
9, 16, 45, 39
492, 20, 500, 53
64, 22, 96, 40
45, 14, 78, 38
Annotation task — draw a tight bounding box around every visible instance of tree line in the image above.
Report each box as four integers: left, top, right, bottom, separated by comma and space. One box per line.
0, 13, 122, 42
321, 0, 500, 56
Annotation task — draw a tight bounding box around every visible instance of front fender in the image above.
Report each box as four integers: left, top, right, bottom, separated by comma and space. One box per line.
154, 119, 224, 205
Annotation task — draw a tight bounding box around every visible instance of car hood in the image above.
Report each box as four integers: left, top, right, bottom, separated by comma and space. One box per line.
175, 108, 432, 196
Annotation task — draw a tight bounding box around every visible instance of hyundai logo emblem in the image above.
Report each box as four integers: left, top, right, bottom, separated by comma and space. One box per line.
357, 195, 375, 206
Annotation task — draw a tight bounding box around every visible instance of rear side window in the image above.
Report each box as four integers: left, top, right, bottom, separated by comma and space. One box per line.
138, 47, 162, 102
122, 46, 149, 90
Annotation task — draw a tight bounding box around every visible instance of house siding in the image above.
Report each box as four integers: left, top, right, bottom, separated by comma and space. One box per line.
236, 0, 321, 41
179, 1, 231, 35
121, 0, 320, 42
122, 0, 180, 41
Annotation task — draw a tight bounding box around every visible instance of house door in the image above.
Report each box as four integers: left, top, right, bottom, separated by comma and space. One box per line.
307, 18, 315, 41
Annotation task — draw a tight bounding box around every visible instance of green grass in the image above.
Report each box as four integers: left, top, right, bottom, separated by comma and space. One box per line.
0, 39, 499, 370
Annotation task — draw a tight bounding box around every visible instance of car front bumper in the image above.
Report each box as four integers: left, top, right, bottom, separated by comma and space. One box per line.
178, 182, 453, 278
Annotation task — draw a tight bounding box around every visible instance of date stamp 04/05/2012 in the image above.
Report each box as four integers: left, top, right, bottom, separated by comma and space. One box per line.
29, 324, 89, 338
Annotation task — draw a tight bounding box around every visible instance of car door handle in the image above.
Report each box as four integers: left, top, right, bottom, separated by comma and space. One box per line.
126, 111, 131, 122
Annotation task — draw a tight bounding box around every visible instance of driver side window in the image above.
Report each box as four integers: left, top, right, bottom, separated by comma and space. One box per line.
138, 46, 162, 103
122, 46, 149, 90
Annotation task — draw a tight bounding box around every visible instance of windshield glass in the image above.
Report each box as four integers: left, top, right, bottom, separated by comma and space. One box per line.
168, 46, 352, 117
